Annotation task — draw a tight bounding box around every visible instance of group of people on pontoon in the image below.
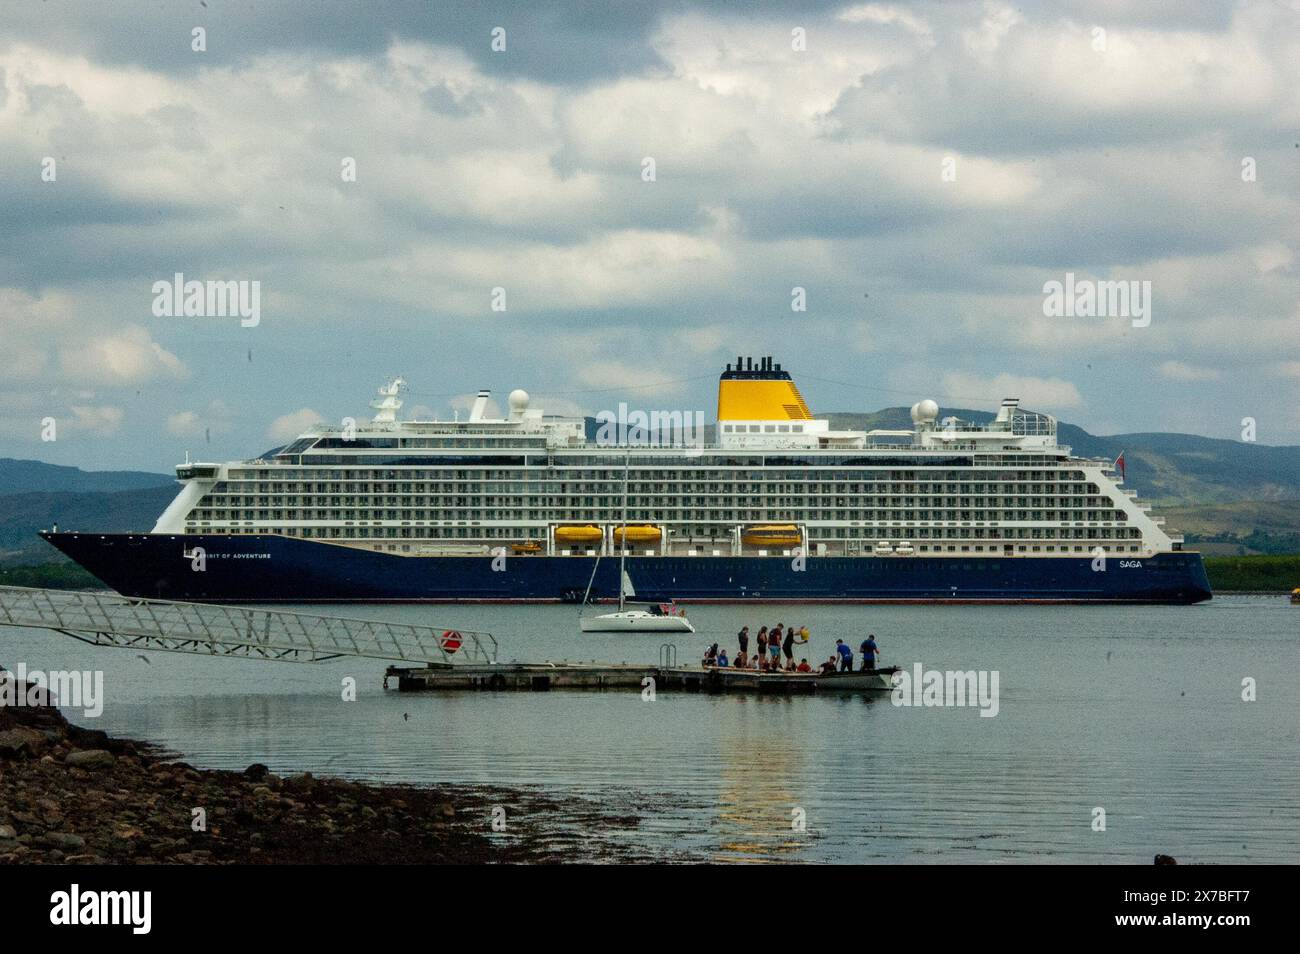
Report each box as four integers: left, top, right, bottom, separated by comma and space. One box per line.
700, 626, 883, 674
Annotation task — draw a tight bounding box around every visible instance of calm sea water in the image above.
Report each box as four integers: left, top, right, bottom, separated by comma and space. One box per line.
4, 596, 1297, 863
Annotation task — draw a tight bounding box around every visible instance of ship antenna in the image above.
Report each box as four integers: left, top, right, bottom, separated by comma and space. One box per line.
369, 377, 406, 425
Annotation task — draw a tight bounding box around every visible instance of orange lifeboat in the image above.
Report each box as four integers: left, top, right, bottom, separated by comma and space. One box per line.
614, 525, 661, 544
742, 524, 801, 547
554, 525, 603, 545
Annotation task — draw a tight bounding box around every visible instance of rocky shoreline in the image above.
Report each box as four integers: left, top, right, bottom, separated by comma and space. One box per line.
1, 675, 664, 864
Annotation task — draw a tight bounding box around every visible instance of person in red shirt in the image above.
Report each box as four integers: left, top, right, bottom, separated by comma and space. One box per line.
796, 658, 812, 673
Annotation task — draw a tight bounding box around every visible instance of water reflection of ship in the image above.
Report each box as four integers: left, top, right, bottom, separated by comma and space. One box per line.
711, 694, 888, 862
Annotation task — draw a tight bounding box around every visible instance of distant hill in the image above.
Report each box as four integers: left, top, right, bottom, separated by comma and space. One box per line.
0, 486, 178, 563
1161, 501, 1300, 556
0, 459, 176, 563
0, 458, 172, 495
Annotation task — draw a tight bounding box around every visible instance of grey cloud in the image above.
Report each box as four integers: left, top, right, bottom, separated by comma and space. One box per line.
4, 0, 667, 84
2, 0, 1299, 467
421, 81, 485, 117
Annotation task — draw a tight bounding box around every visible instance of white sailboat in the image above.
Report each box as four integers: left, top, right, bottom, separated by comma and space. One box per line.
579, 571, 695, 633
579, 452, 694, 634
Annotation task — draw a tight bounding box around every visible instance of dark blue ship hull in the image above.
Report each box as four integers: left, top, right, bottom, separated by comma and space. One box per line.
40, 532, 1213, 604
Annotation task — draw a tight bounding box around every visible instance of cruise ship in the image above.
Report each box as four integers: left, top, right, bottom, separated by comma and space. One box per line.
42, 357, 1211, 603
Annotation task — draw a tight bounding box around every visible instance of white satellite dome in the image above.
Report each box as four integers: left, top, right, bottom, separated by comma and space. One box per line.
909, 402, 921, 423
915, 399, 939, 423
508, 388, 530, 414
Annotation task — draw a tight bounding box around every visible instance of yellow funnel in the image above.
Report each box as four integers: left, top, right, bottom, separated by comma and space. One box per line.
717, 356, 812, 421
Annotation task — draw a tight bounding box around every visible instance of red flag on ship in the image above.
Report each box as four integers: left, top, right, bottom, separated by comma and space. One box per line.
1114, 452, 1126, 480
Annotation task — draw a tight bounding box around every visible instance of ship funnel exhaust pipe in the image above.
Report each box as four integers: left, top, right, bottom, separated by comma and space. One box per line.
469, 389, 491, 422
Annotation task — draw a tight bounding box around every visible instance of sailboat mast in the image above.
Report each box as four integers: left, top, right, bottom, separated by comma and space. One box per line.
618, 448, 630, 611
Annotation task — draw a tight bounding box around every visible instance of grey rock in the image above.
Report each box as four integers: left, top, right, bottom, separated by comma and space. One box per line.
0, 727, 45, 755
64, 749, 116, 769
44, 832, 86, 849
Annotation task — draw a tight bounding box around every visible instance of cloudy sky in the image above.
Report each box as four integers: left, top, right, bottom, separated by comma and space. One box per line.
2, 0, 1298, 472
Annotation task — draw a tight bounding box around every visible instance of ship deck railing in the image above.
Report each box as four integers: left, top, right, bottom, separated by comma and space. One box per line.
0, 585, 496, 665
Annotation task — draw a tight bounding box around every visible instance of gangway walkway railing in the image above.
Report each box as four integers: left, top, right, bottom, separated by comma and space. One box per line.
0, 586, 497, 665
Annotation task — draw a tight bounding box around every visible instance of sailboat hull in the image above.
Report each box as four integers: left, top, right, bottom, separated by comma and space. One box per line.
579, 611, 695, 633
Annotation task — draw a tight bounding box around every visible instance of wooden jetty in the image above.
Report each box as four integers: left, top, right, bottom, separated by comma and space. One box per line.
1, 585, 898, 698
385, 662, 899, 695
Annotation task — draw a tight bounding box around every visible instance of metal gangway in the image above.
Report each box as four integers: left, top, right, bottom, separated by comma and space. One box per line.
0, 586, 497, 665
